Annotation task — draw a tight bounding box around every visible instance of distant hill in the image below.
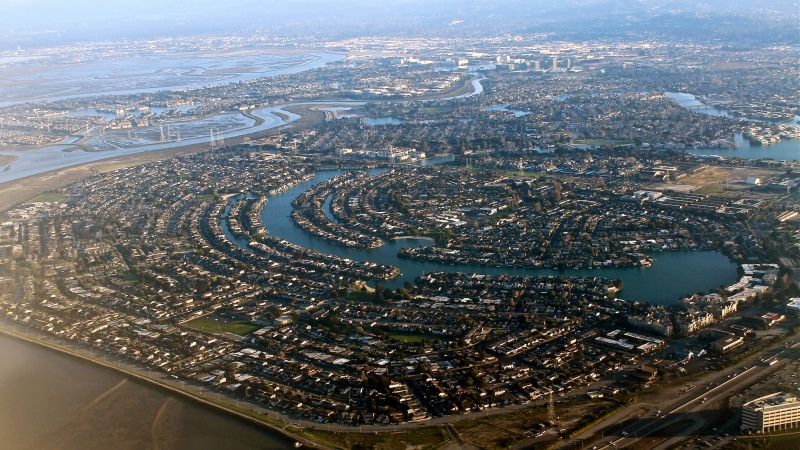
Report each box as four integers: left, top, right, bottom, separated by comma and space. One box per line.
0, 0, 796, 48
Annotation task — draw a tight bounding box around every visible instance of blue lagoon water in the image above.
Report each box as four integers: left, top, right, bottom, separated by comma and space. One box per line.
242, 160, 738, 306
667, 92, 799, 162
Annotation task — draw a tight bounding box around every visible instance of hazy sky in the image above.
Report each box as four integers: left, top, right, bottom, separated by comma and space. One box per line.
1, 0, 797, 47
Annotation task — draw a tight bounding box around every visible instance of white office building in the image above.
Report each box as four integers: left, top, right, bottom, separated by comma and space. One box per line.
741, 392, 800, 433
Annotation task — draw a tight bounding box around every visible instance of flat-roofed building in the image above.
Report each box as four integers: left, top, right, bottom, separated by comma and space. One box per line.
787, 298, 800, 315
712, 335, 744, 353
741, 392, 800, 433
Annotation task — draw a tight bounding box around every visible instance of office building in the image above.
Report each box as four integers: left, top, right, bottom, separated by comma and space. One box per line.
741, 392, 800, 433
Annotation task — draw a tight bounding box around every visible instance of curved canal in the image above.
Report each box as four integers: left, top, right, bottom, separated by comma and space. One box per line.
220, 158, 741, 306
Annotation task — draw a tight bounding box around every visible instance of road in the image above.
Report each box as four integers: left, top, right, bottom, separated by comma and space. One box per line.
560, 337, 800, 450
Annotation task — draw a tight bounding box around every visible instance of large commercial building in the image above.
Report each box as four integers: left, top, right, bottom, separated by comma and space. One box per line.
787, 298, 800, 315
741, 392, 800, 433
712, 335, 744, 353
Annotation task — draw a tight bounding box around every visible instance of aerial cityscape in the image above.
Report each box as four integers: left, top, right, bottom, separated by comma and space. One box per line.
0, 1, 798, 449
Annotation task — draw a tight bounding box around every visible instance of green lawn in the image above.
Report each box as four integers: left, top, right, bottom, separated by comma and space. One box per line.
387, 332, 448, 344
187, 318, 261, 336
195, 194, 218, 202
346, 290, 376, 303
30, 193, 67, 203
418, 105, 451, 114
488, 329, 510, 338
692, 184, 729, 195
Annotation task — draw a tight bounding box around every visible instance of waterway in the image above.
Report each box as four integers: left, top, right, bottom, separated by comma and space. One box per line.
687, 132, 799, 162
364, 117, 403, 126
228, 157, 739, 306
0, 51, 344, 107
148, 104, 204, 115
483, 104, 530, 117
666, 92, 799, 162
0, 106, 297, 184
0, 332, 293, 450
0, 78, 486, 185
0, 69, 750, 450
665, 92, 734, 119
65, 109, 119, 120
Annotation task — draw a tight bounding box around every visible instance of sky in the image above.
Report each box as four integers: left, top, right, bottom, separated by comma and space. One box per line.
0, 1, 797, 47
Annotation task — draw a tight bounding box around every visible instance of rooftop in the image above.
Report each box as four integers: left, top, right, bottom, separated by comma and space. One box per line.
743, 392, 799, 412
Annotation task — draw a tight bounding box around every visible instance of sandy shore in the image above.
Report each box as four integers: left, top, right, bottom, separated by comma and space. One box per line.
0, 154, 18, 166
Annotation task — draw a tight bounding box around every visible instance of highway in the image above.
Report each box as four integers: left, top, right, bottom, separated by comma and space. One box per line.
562, 338, 800, 450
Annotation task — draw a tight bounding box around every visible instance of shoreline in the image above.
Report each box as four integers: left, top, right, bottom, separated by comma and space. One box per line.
0, 51, 345, 108
0, 322, 329, 449
0, 75, 485, 189
0, 74, 487, 445
0, 154, 17, 166
242, 109, 266, 127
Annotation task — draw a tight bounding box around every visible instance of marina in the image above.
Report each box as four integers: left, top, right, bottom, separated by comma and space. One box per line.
668, 92, 799, 161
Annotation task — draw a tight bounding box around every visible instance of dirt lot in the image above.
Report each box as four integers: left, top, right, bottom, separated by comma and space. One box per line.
453, 399, 619, 450
678, 167, 783, 193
